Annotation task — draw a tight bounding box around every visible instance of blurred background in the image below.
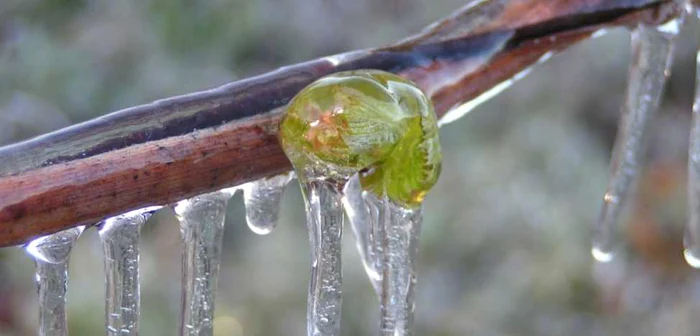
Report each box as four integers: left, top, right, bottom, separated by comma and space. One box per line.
0, 0, 699, 335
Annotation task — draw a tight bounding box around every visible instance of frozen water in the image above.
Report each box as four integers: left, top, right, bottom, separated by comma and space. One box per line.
593, 21, 680, 262
242, 172, 294, 235
343, 176, 424, 335
686, 7, 700, 267
379, 201, 422, 336
174, 190, 234, 336
98, 207, 160, 335
25, 226, 85, 336
342, 175, 382, 295
302, 180, 344, 336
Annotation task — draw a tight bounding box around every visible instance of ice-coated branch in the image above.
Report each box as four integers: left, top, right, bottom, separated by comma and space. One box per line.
0, 0, 682, 247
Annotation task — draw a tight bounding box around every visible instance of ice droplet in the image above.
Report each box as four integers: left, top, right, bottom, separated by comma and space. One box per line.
174, 190, 234, 336
242, 172, 294, 235
302, 180, 344, 336
98, 207, 160, 335
683, 248, 700, 269
591, 246, 615, 263
593, 21, 680, 262
25, 226, 85, 336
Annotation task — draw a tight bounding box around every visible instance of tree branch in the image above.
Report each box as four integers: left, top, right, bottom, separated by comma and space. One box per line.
0, 0, 680, 247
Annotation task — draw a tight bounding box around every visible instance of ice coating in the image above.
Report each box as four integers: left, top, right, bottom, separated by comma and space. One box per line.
302, 181, 345, 336
280, 70, 441, 335
174, 190, 233, 336
242, 172, 294, 235
593, 20, 680, 262
98, 207, 160, 335
342, 175, 382, 294
379, 199, 422, 336
25, 226, 85, 336
279, 70, 441, 208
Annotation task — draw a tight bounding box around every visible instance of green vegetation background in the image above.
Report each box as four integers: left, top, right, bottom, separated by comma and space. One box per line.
1, 0, 700, 335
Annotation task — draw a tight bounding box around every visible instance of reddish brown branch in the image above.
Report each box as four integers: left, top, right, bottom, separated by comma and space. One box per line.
0, 0, 680, 247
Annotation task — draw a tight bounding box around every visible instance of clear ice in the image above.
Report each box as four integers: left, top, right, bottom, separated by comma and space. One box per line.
98, 207, 160, 335
342, 175, 382, 295
687, 6, 700, 267
345, 181, 423, 335
302, 181, 344, 336
279, 70, 441, 336
378, 201, 422, 336
242, 172, 294, 235
174, 190, 234, 336
25, 226, 85, 336
592, 20, 680, 262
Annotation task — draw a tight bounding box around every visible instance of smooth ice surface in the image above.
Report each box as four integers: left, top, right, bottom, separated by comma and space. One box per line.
242, 172, 294, 235
174, 190, 233, 336
438, 50, 553, 127
593, 21, 680, 262
342, 175, 382, 294
25, 226, 85, 336
686, 8, 700, 267
379, 202, 422, 336
302, 180, 344, 336
98, 207, 159, 335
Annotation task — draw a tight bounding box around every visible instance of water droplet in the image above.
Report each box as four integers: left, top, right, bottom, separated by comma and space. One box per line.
684, 249, 700, 268
591, 246, 615, 263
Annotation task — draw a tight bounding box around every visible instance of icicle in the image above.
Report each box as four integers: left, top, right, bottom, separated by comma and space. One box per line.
342, 175, 382, 295
302, 180, 344, 336
686, 6, 700, 267
280, 70, 441, 336
592, 20, 681, 262
25, 226, 85, 336
378, 199, 422, 336
345, 185, 423, 335
98, 207, 160, 335
174, 190, 234, 336
242, 172, 294, 235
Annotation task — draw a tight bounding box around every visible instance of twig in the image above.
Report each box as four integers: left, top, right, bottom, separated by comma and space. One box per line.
0, 0, 680, 247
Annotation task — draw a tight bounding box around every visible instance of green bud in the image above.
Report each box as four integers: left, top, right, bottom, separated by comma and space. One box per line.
279, 70, 441, 208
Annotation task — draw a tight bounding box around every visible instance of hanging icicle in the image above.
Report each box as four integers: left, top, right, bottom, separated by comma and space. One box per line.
174, 190, 234, 336
378, 200, 422, 335
98, 207, 160, 335
25, 226, 85, 336
592, 19, 682, 262
342, 175, 382, 295
301, 180, 345, 336
280, 70, 442, 336
242, 172, 294, 235
686, 5, 700, 268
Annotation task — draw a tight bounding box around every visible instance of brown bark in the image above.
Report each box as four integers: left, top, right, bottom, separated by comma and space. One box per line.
0, 0, 681, 247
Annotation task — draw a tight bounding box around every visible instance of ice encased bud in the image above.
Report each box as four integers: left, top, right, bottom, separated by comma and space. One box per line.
279, 70, 441, 207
